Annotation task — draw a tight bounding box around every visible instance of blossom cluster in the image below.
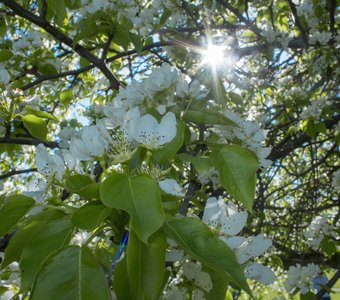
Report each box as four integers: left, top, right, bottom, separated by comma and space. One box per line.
214, 110, 272, 167
303, 214, 337, 250
284, 263, 320, 294
202, 197, 276, 285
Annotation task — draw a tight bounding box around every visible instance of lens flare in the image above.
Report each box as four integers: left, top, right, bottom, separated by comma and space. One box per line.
202, 45, 227, 67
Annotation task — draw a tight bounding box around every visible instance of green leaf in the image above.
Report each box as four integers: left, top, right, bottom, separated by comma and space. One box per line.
211, 145, 259, 212
321, 237, 336, 257
22, 114, 48, 140
182, 109, 237, 126
1, 210, 65, 269
227, 92, 243, 105
74, 16, 98, 44
101, 173, 164, 244
300, 291, 316, 300
25, 106, 58, 122
0, 195, 34, 237
72, 201, 111, 231
112, 28, 131, 50
159, 9, 172, 26
152, 119, 185, 163
163, 217, 251, 295
177, 153, 212, 173
113, 256, 132, 299
127, 230, 166, 300
37, 61, 59, 75
202, 267, 229, 300
59, 90, 73, 106
30, 246, 111, 300
65, 174, 100, 200
129, 32, 143, 53
0, 49, 13, 62
46, 0, 67, 26
20, 215, 72, 292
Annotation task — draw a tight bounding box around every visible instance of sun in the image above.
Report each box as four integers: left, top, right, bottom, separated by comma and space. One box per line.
201, 44, 227, 67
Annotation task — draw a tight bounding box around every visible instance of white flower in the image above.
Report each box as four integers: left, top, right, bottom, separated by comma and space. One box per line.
163, 285, 187, 300
0, 65, 10, 84
303, 214, 337, 250
220, 236, 246, 250
285, 263, 320, 294
69, 139, 93, 161
133, 111, 177, 149
220, 202, 248, 235
23, 174, 48, 202
70, 123, 110, 161
235, 234, 272, 264
203, 197, 247, 235
166, 248, 184, 262
192, 289, 205, 300
332, 169, 340, 193
244, 262, 276, 285
159, 179, 185, 197
144, 63, 180, 95
36, 144, 65, 181
122, 107, 141, 142
182, 262, 212, 292
61, 149, 77, 169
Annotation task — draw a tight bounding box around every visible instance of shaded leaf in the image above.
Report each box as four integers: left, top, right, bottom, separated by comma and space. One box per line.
211, 145, 259, 212
22, 115, 48, 140
101, 173, 164, 244
163, 217, 251, 295
127, 230, 166, 300
0, 195, 34, 237
20, 215, 72, 292
72, 201, 111, 231
30, 246, 111, 300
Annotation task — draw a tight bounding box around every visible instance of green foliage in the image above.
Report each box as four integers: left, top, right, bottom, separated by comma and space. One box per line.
0, 49, 13, 62
0, 195, 35, 237
211, 145, 259, 212
22, 115, 48, 140
101, 173, 165, 244
163, 217, 251, 295
30, 246, 111, 300
19, 215, 72, 292
72, 201, 111, 230
182, 109, 237, 126
65, 174, 100, 200
25, 106, 58, 122
127, 230, 166, 299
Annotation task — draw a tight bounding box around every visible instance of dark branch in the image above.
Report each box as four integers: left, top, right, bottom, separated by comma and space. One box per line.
1, 0, 122, 89
316, 269, 340, 299
0, 168, 37, 180
0, 137, 59, 149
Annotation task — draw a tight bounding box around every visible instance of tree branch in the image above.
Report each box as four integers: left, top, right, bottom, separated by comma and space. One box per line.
286, 0, 309, 46
215, 0, 262, 38
0, 168, 37, 180
316, 269, 340, 299
0, 137, 59, 149
1, 0, 122, 89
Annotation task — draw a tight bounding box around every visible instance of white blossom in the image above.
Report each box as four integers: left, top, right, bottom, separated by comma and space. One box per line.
285, 263, 320, 294
235, 234, 272, 264
70, 123, 110, 161
36, 144, 65, 181
244, 262, 276, 285
0, 65, 10, 84
304, 214, 337, 250
159, 179, 185, 197
331, 169, 340, 193
182, 261, 212, 292
133, 111, 177, 149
